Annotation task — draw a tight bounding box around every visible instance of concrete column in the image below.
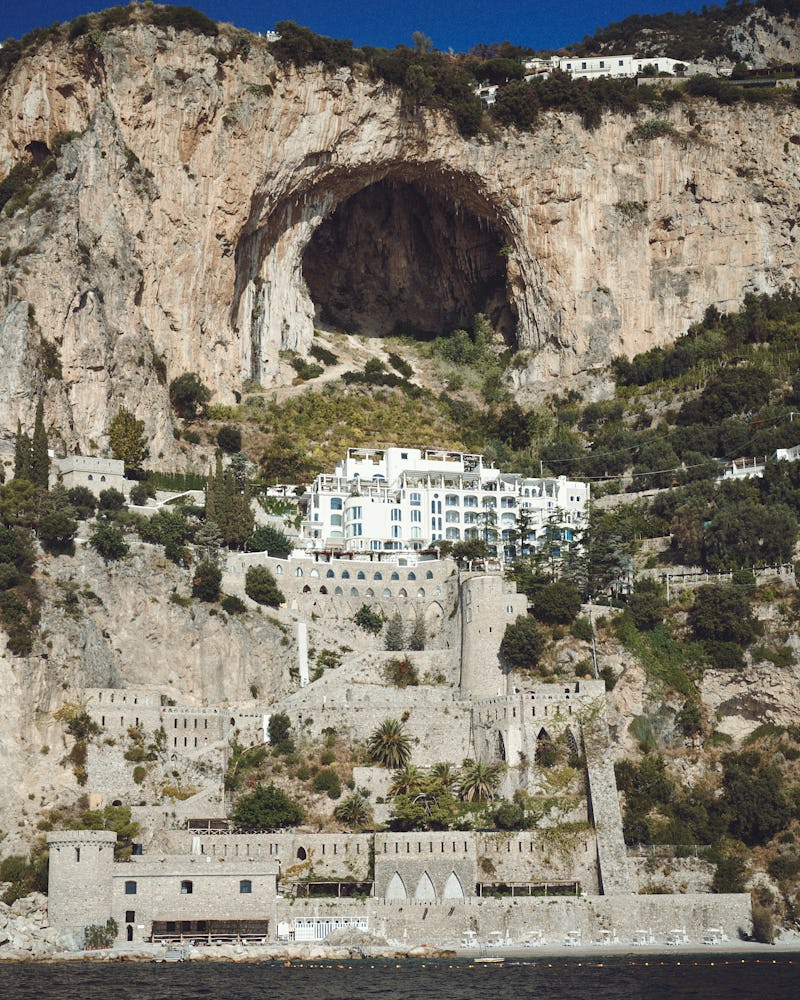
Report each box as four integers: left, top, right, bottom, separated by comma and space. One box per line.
297, 621, 309, 686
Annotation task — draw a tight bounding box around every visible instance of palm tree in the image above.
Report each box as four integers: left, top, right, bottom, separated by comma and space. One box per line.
333, 793, 372, 829
459, 758, 504, 802
366, 719, 412, 769
388, 764, 424, 798
430, 761, 458, 791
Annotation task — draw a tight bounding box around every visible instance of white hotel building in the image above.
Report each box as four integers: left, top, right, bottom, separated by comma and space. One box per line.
303, 448, 588, 561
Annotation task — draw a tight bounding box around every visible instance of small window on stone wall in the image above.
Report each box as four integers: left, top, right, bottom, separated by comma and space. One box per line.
180, 880, 193, 894
125, 881, 137, 895
240, 879, 252, 894
125, 910, 135, 923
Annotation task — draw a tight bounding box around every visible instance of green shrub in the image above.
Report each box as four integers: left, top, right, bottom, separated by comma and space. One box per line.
245, 524, 292, 557
245, 565, 285, 607
384, 656, 419, 687
221, 594, 246, 614
169, 372, 211, 419
216, 424, 242, 453
309, 343, 338, 366
192, 559, 221, 601
232, 783, 303, 830
572, 616, 593, 642
499, 615, 546, 671
312, 767, 342, 799
98, 488, 125, 511
627, 119, 675, 142
268, 712, 295, 754
132, 765, 146, 785
533, 581, 582, 624
354, 604, 383, 634
89, 522, 128, 562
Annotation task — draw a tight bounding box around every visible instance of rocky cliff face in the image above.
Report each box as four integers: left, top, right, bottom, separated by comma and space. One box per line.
1, 24, 800, 450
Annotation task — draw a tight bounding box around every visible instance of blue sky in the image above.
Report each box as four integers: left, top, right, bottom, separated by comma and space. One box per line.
5, 2, 713, 53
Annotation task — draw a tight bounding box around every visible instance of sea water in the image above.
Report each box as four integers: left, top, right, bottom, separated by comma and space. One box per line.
2, 956, 799, 1000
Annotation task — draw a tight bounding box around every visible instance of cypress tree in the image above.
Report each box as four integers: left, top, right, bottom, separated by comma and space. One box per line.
14, 420, 31, 481
30, 398, 49, 490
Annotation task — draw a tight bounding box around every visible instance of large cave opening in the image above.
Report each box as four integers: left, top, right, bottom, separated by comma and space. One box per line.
302, 179, 517, 343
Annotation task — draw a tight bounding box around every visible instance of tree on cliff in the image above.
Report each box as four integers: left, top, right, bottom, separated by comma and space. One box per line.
169, 372, 211, 420
30, 397, 49, 490
499, 615, 546, 672
89, 522, 128, 562
244, 565, 284, 608
109, 407, 147, 472
205, 452, 254, 549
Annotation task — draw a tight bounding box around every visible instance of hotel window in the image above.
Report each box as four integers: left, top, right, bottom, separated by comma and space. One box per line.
411, 527, 422, 539
391, 526, 401, 538
391, 509, 401, 522
463, 495, 478, 508
411, 510, 421, 523
410, 493, 421, 506
445, 511, 460, 523
445, 495, 459, 506
331, 497, 342, 510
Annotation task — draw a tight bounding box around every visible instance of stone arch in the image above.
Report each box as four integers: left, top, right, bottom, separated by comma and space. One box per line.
295, 567, 303, 577
365, 587, 374, 598
566, 728, 580, 758
357, 570, 366, 579
382, 588, 392, 598
426, 570, 434, 579
275, 564, 283, 575
408, 571, 416, 581
374, 571, 383, 581
334, 586, 343, 596
326, 569, 335, 578
319, 585, 328, 595
350, 587, 359, 597
443, 871, 465, 900
296, 847, 307, 861
302, 585, 311, 593
127, 925, 134, 942
425, 601, 444, 629
398, 587, 407, 599
233, 161, 529, 385
496, 730, 506, 762
342, 570, 350, 579
416, 587, 426, 598
386, 871, 407, 901
310, 568, 319, 578
391, 572, 400, 581
414, 871, 437, 901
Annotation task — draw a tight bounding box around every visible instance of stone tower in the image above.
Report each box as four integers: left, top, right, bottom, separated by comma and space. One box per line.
459, 573, 527, 700
46, 830, 116, 934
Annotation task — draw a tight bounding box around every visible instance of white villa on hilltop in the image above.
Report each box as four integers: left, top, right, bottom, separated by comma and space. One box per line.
476, 53, 691, 106
302, 447, 588, 561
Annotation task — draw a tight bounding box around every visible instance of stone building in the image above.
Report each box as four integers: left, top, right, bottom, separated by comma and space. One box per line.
47, 830, 279, 944
51, 455, 126, 496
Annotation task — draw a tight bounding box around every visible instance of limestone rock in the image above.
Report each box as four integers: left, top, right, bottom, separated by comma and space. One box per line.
1, 24, 800, 451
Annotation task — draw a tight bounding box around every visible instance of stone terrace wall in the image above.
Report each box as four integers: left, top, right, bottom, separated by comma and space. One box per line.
224, 554, 461, 652
277, 892, 752, 946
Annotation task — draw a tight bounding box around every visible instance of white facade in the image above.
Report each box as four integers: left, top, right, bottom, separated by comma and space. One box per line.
304, 447, 588, 561
521, 54, 689, 81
